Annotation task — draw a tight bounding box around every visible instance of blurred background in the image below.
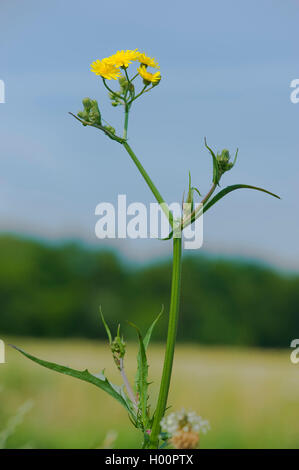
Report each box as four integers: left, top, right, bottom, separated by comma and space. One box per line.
1, 0, 299, 449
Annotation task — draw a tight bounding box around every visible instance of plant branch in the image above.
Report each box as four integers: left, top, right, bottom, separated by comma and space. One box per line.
122, 141, 174, 228
68, 112, 125, 144
102, 78, 125, 103
181, 181, 217, 230
119, 358, 138, 412
123, 103, 130, 140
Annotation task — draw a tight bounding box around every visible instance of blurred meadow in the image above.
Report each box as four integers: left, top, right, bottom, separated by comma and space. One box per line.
1, 235, 299, 448
1, 0, 299, 451
1, 338, 299, 449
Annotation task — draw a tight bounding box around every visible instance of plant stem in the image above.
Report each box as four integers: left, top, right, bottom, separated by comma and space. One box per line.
149, 235, 182, 448
122, 142, 173, 227
102, 78, 125, 103
181, 182, 217, 230
123, 104, 129, 140
128, 85, 147, 105
119, 358, 138, 412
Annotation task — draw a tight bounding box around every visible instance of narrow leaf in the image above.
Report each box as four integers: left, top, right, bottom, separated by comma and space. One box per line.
143, 307, 164, 351
99, 306, 112, 344
161, 231, 173, 241
204, 137, 220, 185
232, 148, 239, 167
204, 184, 280, 213
164, 182, 280, 241
191, 186, 202, 198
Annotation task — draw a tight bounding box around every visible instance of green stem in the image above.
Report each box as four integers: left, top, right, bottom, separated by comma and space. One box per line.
128, 85, 148, 105
123, 104, 129, 140
149, 236, 182, 448
123, 103, 130, 140
181, 182, 217, 230
102, 78, 125, 103
122, 142, 173, 227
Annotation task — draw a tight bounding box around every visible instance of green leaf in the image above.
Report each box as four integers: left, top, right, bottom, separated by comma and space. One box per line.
10, 344, 135, 418
130, 310, 163, 428
191, 186, 201, 198
161, 231, 173, 241
204, 137, 220, 185
232, 148, 239, 167
128, 323, 149, 427
186, 172, 194, 213
165, 183, 280, 239
204, 184, 280, 213
143, 307, 164, 351
99, 306, 112, 344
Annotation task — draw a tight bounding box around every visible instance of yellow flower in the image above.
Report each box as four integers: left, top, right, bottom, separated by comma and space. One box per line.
138, 52, 159, 69
90, 59, 121, 80
138, 65, 161, 84
107, 49, 140, 68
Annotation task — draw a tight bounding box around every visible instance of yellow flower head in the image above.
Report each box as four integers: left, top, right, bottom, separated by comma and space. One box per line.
107, 49, 140, 68
90, 59, 121, 80
138, 52, 160, 69
138, 65, 161, 84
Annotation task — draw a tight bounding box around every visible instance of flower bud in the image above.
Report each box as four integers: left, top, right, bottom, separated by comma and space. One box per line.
77, 110, 90, 126
77, 110, 89, 121
89, 100, 102, 125
111, 326, 126, 370
218, 149, 230, 162
142, 78, 151, 86
82, 97, 93, 112
217, 149, 234, 174
118, 76, 128, 88
104, 125, 116, 135
78, 98, 101, 126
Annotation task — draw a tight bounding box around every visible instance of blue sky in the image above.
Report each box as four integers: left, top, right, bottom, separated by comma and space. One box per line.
1, 0, 299, 269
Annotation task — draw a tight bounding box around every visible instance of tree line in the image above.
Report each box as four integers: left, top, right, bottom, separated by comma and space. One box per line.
0, 235, 296, 348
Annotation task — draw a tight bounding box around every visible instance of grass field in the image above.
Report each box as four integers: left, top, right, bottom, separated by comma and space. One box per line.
0, 338, 298, 449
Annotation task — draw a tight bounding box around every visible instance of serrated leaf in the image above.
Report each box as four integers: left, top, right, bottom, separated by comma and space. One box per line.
128, 323, 149, 427
10, 345, 135, 418
204, 184, 280, 213
134, 309, 163, 398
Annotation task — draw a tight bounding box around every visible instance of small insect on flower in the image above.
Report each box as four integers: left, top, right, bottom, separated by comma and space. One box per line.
138, 65, 161, 85
138, 52, 160, 69
160, 409, 210, 449
90, 58, 121, 80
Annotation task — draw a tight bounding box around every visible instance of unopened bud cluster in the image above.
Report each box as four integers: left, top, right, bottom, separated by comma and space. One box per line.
217, 149, 234, 175
111, 328, 126, 370
78, 97, 101, 125
109, 77, 135, 107
77, 98, 116, 134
